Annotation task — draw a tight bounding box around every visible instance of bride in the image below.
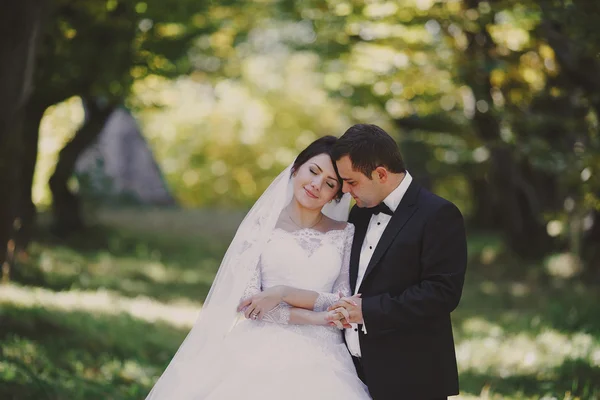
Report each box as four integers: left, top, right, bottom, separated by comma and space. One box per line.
146, 136, 370, 399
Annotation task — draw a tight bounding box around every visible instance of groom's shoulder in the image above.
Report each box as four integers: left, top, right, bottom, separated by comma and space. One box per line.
417, 185, 463, 217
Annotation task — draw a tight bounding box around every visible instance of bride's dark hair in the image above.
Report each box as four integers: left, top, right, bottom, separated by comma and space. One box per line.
291, 135, 344, 202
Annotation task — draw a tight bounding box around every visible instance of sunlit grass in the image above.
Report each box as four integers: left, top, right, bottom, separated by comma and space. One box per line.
0, 284, 199, 329
1, 209, 600, 399
457, 323, 600, 376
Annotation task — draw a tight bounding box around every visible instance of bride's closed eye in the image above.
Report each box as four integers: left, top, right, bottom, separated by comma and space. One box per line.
310, 167, 336, 189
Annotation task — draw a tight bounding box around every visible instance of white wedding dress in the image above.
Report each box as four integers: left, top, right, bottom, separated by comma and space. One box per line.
198, 223, 371, 399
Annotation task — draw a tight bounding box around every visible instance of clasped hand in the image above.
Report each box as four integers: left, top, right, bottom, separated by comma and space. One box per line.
326, 294, 363, 329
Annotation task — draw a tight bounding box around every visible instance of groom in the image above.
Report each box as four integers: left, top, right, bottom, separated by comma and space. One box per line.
329, 124, 467, 400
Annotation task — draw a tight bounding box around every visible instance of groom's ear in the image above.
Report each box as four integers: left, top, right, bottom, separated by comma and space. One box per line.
374, 166, 388, 183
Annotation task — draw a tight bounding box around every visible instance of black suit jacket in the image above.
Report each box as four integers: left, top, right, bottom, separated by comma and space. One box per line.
349, 181, 467, 400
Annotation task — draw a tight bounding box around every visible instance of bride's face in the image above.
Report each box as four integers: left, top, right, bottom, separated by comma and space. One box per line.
292, 153, 341, 210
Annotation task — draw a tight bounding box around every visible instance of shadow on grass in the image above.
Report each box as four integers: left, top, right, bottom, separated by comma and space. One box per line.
11, 224, 225, 303
453, 262, 600, 338
457, 233, 600, 337
0, 303, 187, 400
32, 222, 230, 266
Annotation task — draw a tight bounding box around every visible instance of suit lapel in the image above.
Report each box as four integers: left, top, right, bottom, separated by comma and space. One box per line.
359, 182, 421, 290
350, 209, 369, 294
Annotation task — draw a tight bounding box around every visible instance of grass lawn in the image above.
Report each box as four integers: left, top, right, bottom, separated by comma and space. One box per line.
1, 208, 599, 399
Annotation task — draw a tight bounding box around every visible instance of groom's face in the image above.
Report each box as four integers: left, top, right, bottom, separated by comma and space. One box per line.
335, 156, 382, 208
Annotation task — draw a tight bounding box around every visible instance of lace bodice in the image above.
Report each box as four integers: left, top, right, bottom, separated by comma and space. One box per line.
241, 223, 354, 326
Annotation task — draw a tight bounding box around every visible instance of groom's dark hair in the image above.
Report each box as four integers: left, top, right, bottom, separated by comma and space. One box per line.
292, 135, 344, 201
332, 124, 406, 178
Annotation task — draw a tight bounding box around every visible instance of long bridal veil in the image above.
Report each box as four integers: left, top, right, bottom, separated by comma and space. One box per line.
146, 163, 351, 399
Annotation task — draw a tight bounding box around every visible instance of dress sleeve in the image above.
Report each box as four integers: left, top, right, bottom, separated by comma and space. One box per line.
239, 260, 291, 324
313, 224, 354, 312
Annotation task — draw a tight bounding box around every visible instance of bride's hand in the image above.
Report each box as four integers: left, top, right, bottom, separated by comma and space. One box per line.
238, 286, 285, 320
323, 310, 346, 329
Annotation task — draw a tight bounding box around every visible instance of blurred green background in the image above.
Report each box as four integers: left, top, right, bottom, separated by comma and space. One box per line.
1, 0, 599, 399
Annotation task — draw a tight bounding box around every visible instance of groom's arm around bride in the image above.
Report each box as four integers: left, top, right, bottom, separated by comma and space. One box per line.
329, 124, 468, 400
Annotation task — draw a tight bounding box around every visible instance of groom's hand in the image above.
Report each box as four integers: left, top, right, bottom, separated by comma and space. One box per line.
327, 294, 364, 326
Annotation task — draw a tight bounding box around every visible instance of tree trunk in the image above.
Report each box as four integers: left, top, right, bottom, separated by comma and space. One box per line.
400, 139, 433, 191
583, 210, 600, 280
0, 1, 45, 278
393, 114, 466, 191
468, 174, 500, 230
539, 18, 600, 118
487, 147, 553, 258
539, 10, 600, 275
461, 0, 553, 258
13, 101, 47, 254
49, 97, 115, 236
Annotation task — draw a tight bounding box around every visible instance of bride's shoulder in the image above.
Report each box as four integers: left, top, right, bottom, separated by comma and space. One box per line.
341, 221, 355, 236
320, 215, 354, 233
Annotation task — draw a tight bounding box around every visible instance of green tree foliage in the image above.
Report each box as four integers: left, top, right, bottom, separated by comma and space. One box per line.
265, 0, 599, 269
15, 0, 272, 243
20, 0, 600, 272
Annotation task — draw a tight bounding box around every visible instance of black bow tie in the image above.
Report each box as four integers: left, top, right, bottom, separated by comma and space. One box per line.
368, 202, 393, 216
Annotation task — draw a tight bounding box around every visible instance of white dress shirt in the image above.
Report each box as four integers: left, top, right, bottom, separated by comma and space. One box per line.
345, 171, 413, 358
